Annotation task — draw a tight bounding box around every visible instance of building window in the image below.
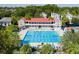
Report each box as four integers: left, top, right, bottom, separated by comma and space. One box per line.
25, 22, 28, 23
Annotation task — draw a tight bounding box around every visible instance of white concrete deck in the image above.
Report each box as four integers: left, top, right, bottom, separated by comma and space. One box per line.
18, 27, 64, 47
18, 29, 28, 40
54, 27, 64, 36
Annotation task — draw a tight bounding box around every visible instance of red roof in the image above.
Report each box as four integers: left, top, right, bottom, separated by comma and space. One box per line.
24, 18, 55, 22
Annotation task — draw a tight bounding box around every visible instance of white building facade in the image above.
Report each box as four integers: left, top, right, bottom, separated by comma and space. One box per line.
0, 17, 11, 27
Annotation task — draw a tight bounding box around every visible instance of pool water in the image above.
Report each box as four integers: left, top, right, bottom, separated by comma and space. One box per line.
22, 31, 61, 44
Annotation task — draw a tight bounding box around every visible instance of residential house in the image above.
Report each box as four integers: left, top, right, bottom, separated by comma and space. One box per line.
0, 17, 11, 27
51, 13, 61, 27
66, 12, 73, 24
41, 12, 47, 18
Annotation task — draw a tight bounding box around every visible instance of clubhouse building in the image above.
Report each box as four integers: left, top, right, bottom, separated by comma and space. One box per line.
18, 17, 61, 30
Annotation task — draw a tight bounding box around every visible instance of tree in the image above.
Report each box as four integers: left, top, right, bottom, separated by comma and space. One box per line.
48, 16, 54, 20
0, 29, 20, 54
0, 9, 12, 18
72, 18, 79, 23
62, 31, 79, 54
70, 7, 79, 15
11, 15, 20, 25
61, 16, 69, 26
39, 44, 54, 54
20, 45, 32, 54
59, 7, 69, 15
13, 7, 25, 17
6, 25, 19, 33
24, 6, 36, 17
25, 14, 32, 20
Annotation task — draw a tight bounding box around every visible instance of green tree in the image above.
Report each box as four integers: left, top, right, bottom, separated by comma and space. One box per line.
11, 15, 20, 25
0, 9, 12, 18
43, 4, 59, 17
6, 25, 19, 33
13, 7, 25, 17
25, 14, 32, 20
72, 18, 79, 23
39, 44, 54, 54
62, 31, 79, 54
48, 16, 54, 20
20, 45, 32, 54
70, 7, 79, 15
61, 16, 69, 26
59, 7, 69, 15
0, 29, 20, 54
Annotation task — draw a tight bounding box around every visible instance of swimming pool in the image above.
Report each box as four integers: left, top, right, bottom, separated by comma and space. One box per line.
22, 31, 61, 44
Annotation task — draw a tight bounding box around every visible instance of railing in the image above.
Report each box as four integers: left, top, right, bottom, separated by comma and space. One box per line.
25, 23, 54, 25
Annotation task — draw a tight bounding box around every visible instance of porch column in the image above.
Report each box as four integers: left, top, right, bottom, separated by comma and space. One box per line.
2, 23, 5, 26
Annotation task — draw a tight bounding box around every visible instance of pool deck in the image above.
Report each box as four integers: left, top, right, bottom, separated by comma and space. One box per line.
29, 43, 61, 48
18, 27, 63, 48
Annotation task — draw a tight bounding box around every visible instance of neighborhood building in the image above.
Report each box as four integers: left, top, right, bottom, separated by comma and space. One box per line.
0, 17, 11, 27
51, 13, 61, 27
18, 13, 62, 30
41, 12, 47, 18
18, 17, 62, 30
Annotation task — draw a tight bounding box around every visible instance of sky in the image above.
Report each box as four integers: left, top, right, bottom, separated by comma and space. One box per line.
58, 4, 79, 7
0, 4, 79, 7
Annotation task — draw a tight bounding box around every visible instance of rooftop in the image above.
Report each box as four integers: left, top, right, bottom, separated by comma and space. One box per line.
0, 17, 11, 22
24, 18, 55, 22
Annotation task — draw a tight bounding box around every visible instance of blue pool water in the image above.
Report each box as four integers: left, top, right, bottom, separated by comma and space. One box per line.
22, 31, 61, 44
